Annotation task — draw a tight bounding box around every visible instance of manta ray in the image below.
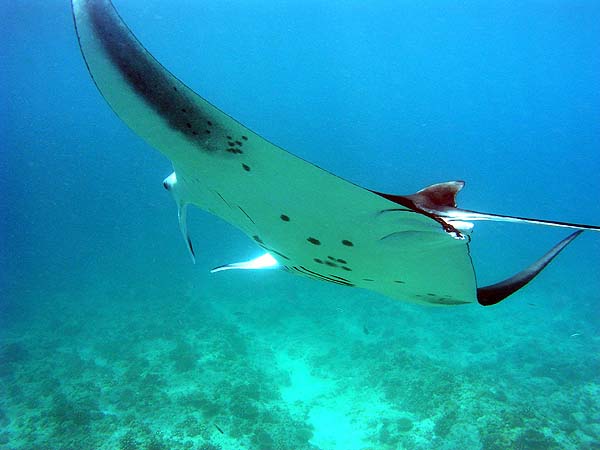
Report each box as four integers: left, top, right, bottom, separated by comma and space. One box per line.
72, 0, 599, 306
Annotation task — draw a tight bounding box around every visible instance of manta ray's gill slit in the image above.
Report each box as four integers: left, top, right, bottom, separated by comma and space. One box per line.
249, 234, 290, 260
330, 274, 353, 283
214, 191, 232, 208
293, 266, 355, 287
254, 241, 291, 261
237, 206, 255, 224
269, 249, 291, 261
86, 1, 220, 149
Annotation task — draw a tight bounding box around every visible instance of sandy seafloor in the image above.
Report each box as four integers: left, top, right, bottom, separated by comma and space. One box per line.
2, 0, 600, 449
2, 254, 600, 449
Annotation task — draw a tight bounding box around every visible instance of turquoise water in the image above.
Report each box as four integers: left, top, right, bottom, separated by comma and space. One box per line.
2, 0, 600, 448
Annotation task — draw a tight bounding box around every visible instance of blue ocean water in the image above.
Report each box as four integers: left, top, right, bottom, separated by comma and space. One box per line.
1, 0, 599, 448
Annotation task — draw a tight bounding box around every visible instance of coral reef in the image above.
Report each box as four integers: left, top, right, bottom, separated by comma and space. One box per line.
1, 274, 598, 449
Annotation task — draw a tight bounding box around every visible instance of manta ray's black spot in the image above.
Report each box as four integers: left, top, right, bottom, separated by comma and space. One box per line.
280, 214, 290, 222
205, 130, 211, 134
173, 86, 178, 91
325, 261, 338, 267
363, 278, 374, 282
181, 108, 187, 113
307, 237, 321, 245
226, 135, 233, 140
394, 280, 405, 284
227, 141, 235, 146
327, 256, 336, 261
207, 120, 212, 126
342, 266, 352, 271
342, 240, 354, 247
428, 297, 470, 305
252, 235, 264, 244
427, 293, 436, 297
242, 135, 248, 141
192, 131, 198, 136
242, 164, 251, 172
314, 258, 324, 264
186, 122, 192, 128
235, 140, 243, 146
234, 148, 243, 154
337, 258, 347, 264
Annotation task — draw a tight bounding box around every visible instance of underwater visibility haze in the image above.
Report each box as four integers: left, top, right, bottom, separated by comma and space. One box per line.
2, 0, 600, 448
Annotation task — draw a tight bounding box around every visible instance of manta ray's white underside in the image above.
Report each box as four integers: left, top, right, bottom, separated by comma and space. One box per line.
72, 0, 599, 306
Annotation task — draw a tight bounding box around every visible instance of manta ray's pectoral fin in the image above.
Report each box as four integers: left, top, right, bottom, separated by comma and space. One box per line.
210, 253, 279, 273
163, 172, 195, 263
477, 230, 583, 306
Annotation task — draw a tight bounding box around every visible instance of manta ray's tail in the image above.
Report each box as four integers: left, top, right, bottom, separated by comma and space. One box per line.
477, 230, 583, 306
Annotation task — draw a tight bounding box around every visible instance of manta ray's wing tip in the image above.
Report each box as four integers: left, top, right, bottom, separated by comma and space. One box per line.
477, 230, 584, 306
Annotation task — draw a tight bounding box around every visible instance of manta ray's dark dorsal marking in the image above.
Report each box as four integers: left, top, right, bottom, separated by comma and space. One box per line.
72, 0, 599, 307
83, 0, 219, 148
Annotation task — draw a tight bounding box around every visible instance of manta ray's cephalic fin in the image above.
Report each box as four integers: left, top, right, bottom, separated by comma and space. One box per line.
163, 172, 195, 263
477, 230, 583, 306
210, 253, 279, 273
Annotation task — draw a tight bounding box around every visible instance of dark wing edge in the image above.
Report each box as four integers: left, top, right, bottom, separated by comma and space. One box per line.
477, 230, 583, 306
